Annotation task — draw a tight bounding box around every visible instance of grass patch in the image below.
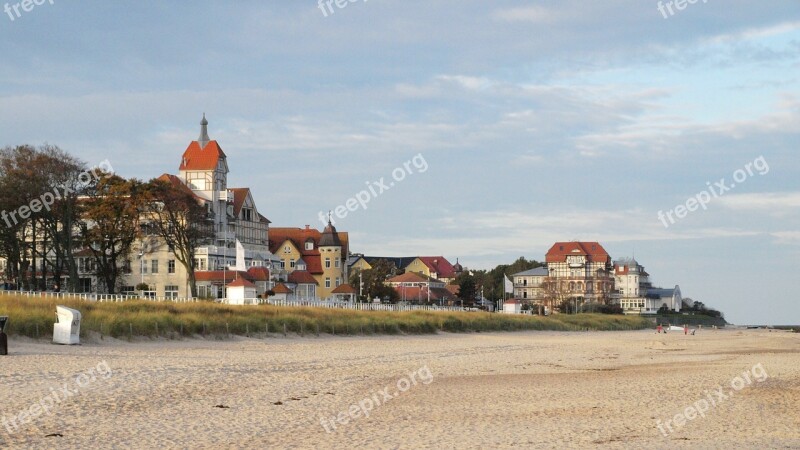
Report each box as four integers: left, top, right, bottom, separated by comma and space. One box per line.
0, 294, 652, 340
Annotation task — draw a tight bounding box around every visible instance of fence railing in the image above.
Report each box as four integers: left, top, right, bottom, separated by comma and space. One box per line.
0, 290, 468, 311
0, 290, 199, 303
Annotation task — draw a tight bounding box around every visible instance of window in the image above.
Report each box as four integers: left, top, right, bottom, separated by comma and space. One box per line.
280, 261, 285, 269
141, 261, 148, 274
242, 208, 253, 221
305, 241, 314, 250
168, 260, 176, 274
336, 277, 341, 287
325, 258, 331, 268
121, 286, 135, 294
335, 258, 340, 268
151, 260, 159, 274
284, 246, 291, 254
165, 285, 179, 299
290, 259, 296, 268
325, 277, 331, 288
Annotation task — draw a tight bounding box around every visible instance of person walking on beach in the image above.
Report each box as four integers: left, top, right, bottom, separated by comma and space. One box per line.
657, 324, 663, 334
684, 325, 688, 335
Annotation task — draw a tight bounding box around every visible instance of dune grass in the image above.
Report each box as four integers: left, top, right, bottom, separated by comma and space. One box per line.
0, 295, 653, 340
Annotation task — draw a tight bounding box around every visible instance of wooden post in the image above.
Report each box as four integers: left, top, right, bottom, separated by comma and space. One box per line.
129, 323, 133, 341
283, 323, 287, 337
246, 324, 249, 337
226, 323, 230, 338
155, 322, 159, 337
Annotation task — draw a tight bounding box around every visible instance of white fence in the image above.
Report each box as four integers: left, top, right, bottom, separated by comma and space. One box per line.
0, 290, 468, 312
0, 290, 199, 303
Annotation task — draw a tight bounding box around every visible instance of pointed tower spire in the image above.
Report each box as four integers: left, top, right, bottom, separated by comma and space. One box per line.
198, 113, 210, 148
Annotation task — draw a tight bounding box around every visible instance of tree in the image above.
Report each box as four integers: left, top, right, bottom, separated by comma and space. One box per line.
349, 259, 399, 302
144, 178, 214, 297
80, 175, 145, 294
0, 145, 86, 292
454, 271, 477, 304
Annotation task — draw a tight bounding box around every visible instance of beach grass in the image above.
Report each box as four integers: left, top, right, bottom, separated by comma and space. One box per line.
0, 295, 653, 340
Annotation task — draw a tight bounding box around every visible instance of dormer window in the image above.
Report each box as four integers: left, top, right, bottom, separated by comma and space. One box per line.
242, 207, 253, 221
305, 240, 314, 250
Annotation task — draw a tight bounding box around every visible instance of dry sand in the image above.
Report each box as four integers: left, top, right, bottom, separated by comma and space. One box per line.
1, 328, 798, 449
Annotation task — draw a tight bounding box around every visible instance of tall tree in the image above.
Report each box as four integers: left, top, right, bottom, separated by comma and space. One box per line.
80, 175, 144, 293
144, 178, 214, 297
454, 271, 477, 304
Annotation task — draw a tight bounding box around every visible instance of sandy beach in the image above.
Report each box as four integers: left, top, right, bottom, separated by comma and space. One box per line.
1, 328, 798, 449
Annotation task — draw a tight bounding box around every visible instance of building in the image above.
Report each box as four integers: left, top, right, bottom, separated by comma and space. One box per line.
268, 222, 349, 300
511, 266, 548, 302
541, 242, 614, 310
350, 255, 462, 283
385, 272, 458, 304
614, 258, 684, 314
125, 115, 279, 299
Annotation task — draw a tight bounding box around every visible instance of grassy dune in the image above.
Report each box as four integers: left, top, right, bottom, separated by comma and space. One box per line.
0, 295, 653, 340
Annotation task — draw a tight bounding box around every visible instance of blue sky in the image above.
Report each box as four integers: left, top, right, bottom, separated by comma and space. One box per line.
1, 1, 798, 324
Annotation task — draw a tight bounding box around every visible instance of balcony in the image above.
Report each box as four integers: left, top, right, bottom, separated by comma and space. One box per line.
216, 231, 236, 242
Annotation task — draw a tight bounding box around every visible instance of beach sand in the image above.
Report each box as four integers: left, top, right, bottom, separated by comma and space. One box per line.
1, 328, 798, 449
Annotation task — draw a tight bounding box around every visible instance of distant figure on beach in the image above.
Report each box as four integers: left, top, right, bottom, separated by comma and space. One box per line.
691, 329, 696, 335
657, 324, 663, 334
684, 325, 688, 335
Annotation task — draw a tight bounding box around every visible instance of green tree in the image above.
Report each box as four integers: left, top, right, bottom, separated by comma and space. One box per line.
349, 259, 399, 302
454, 271, 477, 304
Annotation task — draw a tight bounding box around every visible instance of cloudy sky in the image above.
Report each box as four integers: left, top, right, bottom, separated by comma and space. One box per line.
2, 1, 798, 324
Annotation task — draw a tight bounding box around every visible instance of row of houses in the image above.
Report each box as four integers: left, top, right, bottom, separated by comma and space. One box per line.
506, 242, 688, 315
0, 116, 466, 305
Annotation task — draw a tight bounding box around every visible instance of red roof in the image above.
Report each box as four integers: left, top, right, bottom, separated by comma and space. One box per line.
417, 256, 457, 279
545, 242, 610, 264
247, 266, 270, 281
156, 173, 204, 201
269, 226, 348, 274
269, 226, 349, 256
331, 283, 357, 294
227, 277, 256, 288
179, 140, 226, 171
272, 283, 293, 294
288, 270, 318, 285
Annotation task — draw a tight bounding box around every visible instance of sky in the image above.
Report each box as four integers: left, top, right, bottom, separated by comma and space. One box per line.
1, 0, 798, 325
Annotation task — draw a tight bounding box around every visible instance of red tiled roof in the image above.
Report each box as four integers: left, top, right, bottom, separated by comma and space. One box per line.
227, 277, 256, 288
545, 242, 610, 264
331, 283, 357, 294
155, 173, 208, 204
269, 226, 348, 275
615, 265, 630, 275
229, 188, 249, 217
269, 226, 349, 257
247, 266, 270, 281
288, 270, 318, 285
417, 256, 457, 279
272, 283, 293, 294
179, 140, 226, 171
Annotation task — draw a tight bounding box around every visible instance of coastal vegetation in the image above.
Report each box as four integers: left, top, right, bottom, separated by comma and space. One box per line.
0, 295, 653, 340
